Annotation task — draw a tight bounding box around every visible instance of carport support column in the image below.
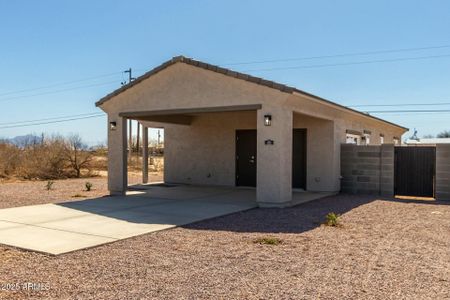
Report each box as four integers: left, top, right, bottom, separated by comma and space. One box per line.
142, 126, 149, 184
108, 115, 128, 195
256, 107, 293, 207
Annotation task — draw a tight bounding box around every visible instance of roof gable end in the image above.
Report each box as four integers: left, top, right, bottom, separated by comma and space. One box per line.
95, 55, 407, 131
95, 56, 295, 107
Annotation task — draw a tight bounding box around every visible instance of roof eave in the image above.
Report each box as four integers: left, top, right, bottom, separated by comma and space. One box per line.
95, 55, 408, 132
291, 91, 408, 132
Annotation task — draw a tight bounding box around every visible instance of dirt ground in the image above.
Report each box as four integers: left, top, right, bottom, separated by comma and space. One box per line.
0, 172, 162, 209
0, 180, 449, 299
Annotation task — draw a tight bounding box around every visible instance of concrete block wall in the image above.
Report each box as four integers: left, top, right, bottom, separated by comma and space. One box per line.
436, 144, 450, 201
380, 144, 395, 196
340, 144, 394, 196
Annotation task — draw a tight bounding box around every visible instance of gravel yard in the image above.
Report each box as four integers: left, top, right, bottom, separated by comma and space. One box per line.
0, 181, 449, 299
0, 172, 162, 209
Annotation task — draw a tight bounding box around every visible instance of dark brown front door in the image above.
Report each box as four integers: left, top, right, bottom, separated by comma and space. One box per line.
236, 130, 257, 187
292, 128, 307, 189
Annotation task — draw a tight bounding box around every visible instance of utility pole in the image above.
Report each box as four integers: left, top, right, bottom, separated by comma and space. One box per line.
123, 68, 135, 163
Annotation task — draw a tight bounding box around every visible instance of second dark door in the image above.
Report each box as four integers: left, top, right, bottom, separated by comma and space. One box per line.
236, 130, 257, 187
292, 128, 307, 189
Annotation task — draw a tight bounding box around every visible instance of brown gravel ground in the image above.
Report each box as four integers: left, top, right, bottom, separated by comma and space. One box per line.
0, 186, 449, 299
0, 172, 162, 209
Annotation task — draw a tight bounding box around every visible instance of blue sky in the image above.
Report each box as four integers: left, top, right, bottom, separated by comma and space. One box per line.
1, 0, 450, 144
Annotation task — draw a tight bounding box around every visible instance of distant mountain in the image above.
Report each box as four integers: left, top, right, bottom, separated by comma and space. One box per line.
3, 134, 43, 147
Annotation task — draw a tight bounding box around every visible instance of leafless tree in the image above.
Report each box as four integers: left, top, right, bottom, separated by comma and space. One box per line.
64, 134, 93, 178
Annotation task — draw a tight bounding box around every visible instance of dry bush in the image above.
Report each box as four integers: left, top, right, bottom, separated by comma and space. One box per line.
18, 136, 67, 179
150, 156, 164, 172
89, 155, 108, 171
0, 134, 164, 180
0, 135, 95, 180
0, 143, 21, 178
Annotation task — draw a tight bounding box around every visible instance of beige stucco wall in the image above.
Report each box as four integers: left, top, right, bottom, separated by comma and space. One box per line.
101, 63, 288, 115
293, 113, 335, 191
162, 111, 256, 186
149, 108, 336, 198
256, 105, 293, 206
286, 93, 405, 143
99, 61, 406, 205
286, 93, 406, 192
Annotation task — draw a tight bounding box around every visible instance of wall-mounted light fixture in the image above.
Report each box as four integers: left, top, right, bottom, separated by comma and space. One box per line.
109, 121, 117, 131
264, 114, 272, 126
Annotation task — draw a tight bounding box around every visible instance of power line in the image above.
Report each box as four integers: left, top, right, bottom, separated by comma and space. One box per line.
0, 80, 119, 103
0, 112, 101, 126
0, 71, 122, 98
365, 109, 450, 113
242, 53, 450, 72
1, 108, 450, 130
1, 44, 450, 107
0, 114, 105, 129
222, 44, 450, 66
3, 44, 450, 101
349, 102, 450, 108
2, 107, 450, 131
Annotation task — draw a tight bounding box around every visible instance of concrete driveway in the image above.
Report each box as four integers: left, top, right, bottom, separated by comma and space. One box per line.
0, 185, 257, 255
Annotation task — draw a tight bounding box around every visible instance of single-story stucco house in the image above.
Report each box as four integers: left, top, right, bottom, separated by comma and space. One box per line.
96, 56, 407, 207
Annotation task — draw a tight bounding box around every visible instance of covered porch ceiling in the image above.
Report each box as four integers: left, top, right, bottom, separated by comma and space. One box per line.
119, 104, 262, 125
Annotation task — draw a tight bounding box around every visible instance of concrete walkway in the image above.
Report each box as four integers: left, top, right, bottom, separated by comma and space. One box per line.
0, 185, 257, 255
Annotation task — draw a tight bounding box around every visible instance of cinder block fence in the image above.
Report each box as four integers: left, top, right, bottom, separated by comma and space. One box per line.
340, 144, 449, 200
340, 144, 394, 196
436, 144, 450, 200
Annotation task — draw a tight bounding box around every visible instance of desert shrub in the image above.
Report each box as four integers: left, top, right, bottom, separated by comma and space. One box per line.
92, 144, 107, 156
18, 136, 67, 179
0, 134, 95, 180
0, 143, 21, 177
254, 237, 283, 245
45, 180, 54, 191
150, 156, 164, 172
85, 182, 93, 191
324, 212, 341, 227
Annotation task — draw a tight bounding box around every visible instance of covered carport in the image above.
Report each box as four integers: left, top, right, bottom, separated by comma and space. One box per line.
107, 102, 301, 207
120, 104, 261, 186
96, 56, 404, 206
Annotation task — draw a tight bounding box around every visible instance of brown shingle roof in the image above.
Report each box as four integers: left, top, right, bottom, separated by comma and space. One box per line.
95, 55, 407, 130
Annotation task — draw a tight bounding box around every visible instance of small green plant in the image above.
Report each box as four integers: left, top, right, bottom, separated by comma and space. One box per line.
85, 182, 93, 191
45, 180, 54, 191
254, 237, 283, 245
324, 212, 341, 227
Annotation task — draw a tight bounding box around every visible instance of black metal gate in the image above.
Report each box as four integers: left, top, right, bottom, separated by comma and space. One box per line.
394, 147, 436, 197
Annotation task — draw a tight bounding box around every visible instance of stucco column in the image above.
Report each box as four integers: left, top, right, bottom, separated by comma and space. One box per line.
256, 107, 293, 207
108, 115, 128, 195
142, 126, 149, 184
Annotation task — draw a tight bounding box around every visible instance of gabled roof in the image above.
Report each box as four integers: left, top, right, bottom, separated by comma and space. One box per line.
96, 55, 407, 130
